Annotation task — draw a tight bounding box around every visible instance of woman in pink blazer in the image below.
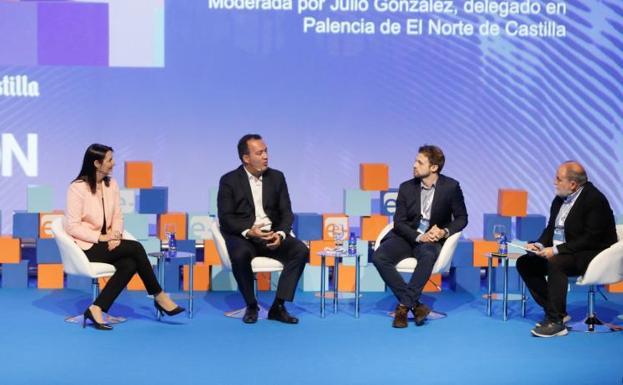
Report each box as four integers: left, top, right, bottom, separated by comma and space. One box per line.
65, 144, 184, 330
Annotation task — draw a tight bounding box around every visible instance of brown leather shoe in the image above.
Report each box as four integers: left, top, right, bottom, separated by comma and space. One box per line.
412, 302, 431, 326
392, 304, 409, 328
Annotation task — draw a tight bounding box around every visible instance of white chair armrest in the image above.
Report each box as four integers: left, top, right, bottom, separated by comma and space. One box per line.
577, 241, 623, 286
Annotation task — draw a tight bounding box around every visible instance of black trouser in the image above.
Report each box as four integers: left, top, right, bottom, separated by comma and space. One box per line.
516, 251, 596, 322
372, 236, 442, 308
85, 240, 162, 312
223, 234, 308, 306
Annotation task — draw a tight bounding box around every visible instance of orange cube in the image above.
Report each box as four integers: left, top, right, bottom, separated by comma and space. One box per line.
99, 277, 110, 290
0, 237, 21, 263
361, 215, 389, 241
124, 161, 153, 189
158, 212, 187, 240
498, 189, 528, 217
360, 163, 389, 191
203, 240, 221, 265
127, 273, 146, 291
257, 272, 271, 291
39, 211, 64, 239
183, 262, 211, 291
38, 264, 64, 289
607, 281, 623, 293
472, 239, 499, 267
423, 273, 442, 292
322, 213, 349, 241
309, 240, 337, 267
337, 264, 356, 292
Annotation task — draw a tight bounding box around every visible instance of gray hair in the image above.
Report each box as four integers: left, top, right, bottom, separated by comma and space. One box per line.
562, 160, 588, 186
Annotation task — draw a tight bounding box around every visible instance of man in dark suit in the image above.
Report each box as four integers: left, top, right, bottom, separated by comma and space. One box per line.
517, 161, 617, 337
217, 134, 308, 324
373, 145, 468, 328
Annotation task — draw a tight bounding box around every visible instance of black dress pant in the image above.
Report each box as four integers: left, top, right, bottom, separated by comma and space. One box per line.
516, 251, 596, 322
223, 234, 308, 306
85, 240, 162, 312
373, 235, 442, 308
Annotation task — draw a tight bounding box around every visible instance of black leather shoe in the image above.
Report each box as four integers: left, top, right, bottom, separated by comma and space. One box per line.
267, 303, 299, 324
243, 304, 259, 324
154, 301, 185, 317
83, 308, 113, 331
412, 302, 431, 327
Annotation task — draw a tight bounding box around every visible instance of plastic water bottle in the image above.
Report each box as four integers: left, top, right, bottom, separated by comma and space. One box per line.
499, 232, 508, 255
348, 232, 357, 256
168, 232, 177, 255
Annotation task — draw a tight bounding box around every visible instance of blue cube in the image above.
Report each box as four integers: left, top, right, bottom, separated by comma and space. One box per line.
342, 239, 369, 266
175, 239, 197, 254
209, 187, 218, 215
371, 198, 381, 215
66, 275, 93, 292
380, 189, 398, 216
140, 238, 161, 265
211, 265, 238, 291
344, 189, 372, 217
138, 187, 168, 214
188, 214, 214, 241
36, 238, 61, 264
451, 239, 474, 268
271, 271, 281, 291
1, 261, 29, 288
164, 263, 181, 292
451, 267, 482, 293
293, 213, 323, 241
516, 214, 546, 241
302, 264, 328, 292
360, 265, 385, 292
12, 211, 39, 239
493, 266, 521, 292
123, 213, 150, 240
119, 189, 137, 214
27, 185, 54, 213
483, 214, 513, 241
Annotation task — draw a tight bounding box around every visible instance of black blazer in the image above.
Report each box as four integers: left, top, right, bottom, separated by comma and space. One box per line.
217, 166, 294, 237
384, 174, 468, 247
536, 182, 617, 256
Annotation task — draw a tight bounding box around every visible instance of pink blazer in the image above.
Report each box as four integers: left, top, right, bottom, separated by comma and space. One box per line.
64, 178, 124, 250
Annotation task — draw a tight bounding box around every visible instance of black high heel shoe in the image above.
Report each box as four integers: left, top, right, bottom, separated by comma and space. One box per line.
154, 300, 185, 317
83, 308, 113, 331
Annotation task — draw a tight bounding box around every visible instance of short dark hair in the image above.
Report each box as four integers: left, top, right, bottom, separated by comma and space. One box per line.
237, 134, 263, 162
73, 143, 113, 194
418, 144, 445, 173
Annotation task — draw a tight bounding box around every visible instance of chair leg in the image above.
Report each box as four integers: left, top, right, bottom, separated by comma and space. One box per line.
569, 285, 623, 333
224, 273, 268, 319
65, 278, 126, 324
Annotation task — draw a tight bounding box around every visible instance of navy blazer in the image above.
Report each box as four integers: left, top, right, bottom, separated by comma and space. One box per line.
385, 174, 468, 247
217, 165, 294, 237
536, 182, 617, 256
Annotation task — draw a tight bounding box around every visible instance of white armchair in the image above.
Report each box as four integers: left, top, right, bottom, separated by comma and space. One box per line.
51, 217, 136, 324
569, 224, 623, 333
374, 222, 462, 319
208, 220, 284, 318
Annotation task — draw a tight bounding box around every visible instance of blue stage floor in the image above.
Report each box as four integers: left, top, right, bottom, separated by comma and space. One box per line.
0, 289, 621, 385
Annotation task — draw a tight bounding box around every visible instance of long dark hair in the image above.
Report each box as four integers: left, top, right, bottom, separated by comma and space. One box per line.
73, 143, 113, 194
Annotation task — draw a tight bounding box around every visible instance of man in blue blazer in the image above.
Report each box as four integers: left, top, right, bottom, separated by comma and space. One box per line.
373, 145, 468, 328
217, 134, 308, 324
518, 161, 617, 337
